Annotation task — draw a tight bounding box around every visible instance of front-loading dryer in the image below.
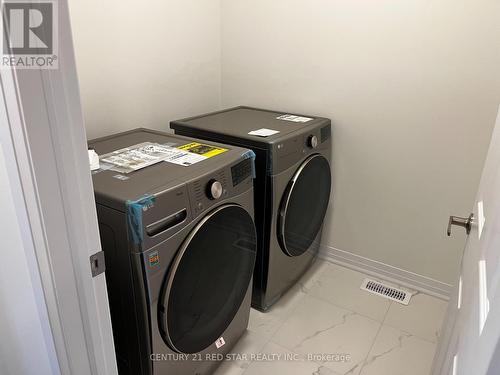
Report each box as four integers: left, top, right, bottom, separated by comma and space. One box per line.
171, 107, 332, 311
89, 128, 257, 375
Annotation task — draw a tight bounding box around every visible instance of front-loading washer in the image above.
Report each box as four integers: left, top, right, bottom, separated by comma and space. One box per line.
171, 107, 332, 311
89, 128, 257, 374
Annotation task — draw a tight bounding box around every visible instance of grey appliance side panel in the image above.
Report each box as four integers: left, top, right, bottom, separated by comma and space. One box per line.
96, 204, 152, 375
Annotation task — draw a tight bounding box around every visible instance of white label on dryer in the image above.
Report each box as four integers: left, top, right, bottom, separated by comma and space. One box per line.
248, 128, 280, 137
276, 114, 313, 123
215, 337, 226, 349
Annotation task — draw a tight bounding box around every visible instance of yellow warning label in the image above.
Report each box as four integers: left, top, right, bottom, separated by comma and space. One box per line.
177, 142, 228, 158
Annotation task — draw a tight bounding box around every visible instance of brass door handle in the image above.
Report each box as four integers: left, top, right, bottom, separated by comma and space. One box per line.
447, 214, 473, 236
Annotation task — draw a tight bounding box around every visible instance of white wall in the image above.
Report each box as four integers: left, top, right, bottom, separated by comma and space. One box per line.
220, 0, 500, 285
69, 0, 221, 139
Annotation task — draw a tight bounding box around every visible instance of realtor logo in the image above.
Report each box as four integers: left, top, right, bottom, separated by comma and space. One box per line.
1, 0, 58, 68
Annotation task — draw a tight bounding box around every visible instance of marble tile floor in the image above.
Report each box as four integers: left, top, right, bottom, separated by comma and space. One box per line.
214, 259, 448, 375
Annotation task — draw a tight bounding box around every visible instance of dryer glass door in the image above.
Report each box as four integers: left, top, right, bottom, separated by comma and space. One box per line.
159, 204, 256, 354
278, 154, 331, 257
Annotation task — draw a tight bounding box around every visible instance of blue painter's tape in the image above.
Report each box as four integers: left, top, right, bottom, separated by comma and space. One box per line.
241, 149, 256, 179
126, 194, 156, 244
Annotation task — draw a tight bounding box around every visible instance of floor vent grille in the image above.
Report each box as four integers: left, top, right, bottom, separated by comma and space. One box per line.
360, 279, 411, 305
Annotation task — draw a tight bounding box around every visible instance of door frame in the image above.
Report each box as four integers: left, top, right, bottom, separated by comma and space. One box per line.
0, 0, 117, 374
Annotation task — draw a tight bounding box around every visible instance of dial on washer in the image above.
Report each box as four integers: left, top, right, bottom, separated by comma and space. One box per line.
207, 180, 223, 200
307, 135, 318, 149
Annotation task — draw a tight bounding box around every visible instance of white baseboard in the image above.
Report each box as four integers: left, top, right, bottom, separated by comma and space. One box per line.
318, 244, 453, 300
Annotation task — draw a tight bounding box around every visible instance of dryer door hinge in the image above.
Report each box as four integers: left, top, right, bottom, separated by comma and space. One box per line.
90, 251, 106, 277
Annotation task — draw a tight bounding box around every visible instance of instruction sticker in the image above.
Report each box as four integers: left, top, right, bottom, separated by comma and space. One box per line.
177, 142, 228, 158
100, 142, 207, 173
166, 151, 207, 166
276, 114, 313, 123
248, 128, 280, 137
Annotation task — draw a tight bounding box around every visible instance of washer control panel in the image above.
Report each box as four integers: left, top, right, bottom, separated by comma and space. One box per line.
231, 158, 253, 187
188, 158, 253, 218
191, 170, 227, 215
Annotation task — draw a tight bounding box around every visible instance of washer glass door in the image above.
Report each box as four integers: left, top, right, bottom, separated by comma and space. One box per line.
159, 204, 256, 354
278, 154, 331, 257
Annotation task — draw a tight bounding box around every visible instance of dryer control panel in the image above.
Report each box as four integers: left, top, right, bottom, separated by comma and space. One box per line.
271, 122, 331, 174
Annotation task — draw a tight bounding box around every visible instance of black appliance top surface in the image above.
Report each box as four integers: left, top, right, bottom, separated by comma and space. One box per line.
171, 106, 330, 145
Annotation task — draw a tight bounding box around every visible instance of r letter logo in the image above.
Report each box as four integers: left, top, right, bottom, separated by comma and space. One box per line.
1, 1, 58, 69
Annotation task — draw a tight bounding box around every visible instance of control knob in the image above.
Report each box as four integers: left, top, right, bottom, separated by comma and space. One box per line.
207, 180, 223, 200
307, 135, 318, 149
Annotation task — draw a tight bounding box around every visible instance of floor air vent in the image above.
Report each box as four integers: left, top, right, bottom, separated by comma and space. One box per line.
360, 279, 411, 305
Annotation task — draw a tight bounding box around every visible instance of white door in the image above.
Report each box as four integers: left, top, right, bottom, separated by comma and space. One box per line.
1, 0, 118, 373
432, 106, 500, 375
